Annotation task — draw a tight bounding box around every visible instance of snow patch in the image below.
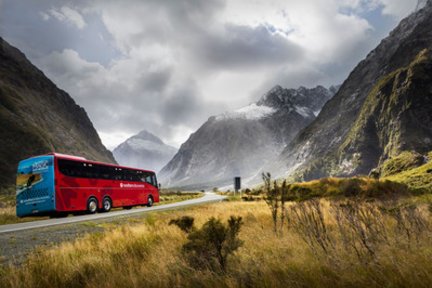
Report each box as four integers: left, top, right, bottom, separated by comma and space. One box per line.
295, 106, 312, 118
215, 103, 276, 121
127, 138, 173, 154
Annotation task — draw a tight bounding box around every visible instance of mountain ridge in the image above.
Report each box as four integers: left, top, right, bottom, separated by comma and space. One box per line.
269, 2, 432, 181
0, 37, 116, 188
113, 130, 177, 172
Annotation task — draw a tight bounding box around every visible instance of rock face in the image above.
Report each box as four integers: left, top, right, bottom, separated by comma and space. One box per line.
270, 2, 432, 181
113, 130, 177, 172
0, 37, 116, 188
158, 85, 335, 189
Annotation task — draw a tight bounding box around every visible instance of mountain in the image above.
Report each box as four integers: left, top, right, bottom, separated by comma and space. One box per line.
0, 37, 115, 189
158, 85, 336, 189
113, 130, 177, 172
269, 2, 432, 181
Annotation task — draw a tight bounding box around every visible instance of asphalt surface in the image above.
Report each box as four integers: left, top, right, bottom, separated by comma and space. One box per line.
0, 192, 226, 234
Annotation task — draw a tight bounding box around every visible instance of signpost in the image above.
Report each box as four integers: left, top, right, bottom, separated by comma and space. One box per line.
234, 177, 241, 196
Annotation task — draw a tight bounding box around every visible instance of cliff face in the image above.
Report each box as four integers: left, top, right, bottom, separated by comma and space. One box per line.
0, 37, 115, 188
270, 3, 432, 181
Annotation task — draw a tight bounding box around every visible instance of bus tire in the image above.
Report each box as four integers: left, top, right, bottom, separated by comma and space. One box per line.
147, 196, 154, 207
87, 197, 98, 214
101, 197, 112, 212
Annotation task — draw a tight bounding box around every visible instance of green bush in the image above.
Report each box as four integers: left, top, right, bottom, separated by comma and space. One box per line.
169, 216, 195, 233
181, 216, 243, 273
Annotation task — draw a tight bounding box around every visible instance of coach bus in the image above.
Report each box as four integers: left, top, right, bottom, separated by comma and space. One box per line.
16, 153, 159, 217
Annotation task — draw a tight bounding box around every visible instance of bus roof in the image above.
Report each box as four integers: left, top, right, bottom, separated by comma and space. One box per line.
46, 153, 156, 174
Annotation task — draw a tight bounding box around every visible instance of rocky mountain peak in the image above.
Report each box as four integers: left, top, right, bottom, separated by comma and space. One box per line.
158, 84, 337, 189
135, 130, 164, 145
257, 85, 336, 115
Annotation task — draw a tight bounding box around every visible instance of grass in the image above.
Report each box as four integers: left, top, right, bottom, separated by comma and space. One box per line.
385, 160, 432, 194
380, 151, 426, 177
1, 195, 432, 287
158, 190, 202, 204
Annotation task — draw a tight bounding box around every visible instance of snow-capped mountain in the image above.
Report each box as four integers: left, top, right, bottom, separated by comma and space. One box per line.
113, 130, 177, 172
158, 85, 336, 189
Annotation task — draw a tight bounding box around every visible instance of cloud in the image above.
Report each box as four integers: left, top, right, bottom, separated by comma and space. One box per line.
47, 6, 86, 29
378, 0, 418, 17
37, 48, 226, 149
2, 0, 419, 150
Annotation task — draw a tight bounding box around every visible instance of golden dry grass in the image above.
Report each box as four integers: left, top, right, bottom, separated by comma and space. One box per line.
1, 199, 432, 288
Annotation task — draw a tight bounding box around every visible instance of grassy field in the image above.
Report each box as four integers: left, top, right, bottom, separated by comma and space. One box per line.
1, 192, 432, 287
0, 191, 202, 225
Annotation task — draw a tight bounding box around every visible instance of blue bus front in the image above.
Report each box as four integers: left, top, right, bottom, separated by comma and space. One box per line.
16, 155, 56, 217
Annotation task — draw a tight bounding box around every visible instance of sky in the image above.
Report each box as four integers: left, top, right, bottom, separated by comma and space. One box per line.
0, 0, 421, 149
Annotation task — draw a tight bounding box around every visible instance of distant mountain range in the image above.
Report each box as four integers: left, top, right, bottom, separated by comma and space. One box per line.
0, 37, 115, 189
267, 1, 432, 182
158, 85, 336, 189
113, 130, 177, 172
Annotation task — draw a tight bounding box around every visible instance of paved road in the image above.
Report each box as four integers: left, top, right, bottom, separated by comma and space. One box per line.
0, 192, 226, 234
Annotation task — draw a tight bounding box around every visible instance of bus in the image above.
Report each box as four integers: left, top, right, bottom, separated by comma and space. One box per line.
16, 153, 159, 217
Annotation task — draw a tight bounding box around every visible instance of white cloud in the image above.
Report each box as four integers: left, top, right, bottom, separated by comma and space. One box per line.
30, 0, 419, 149
48, 6, 86, 29
379, 0, 418, 17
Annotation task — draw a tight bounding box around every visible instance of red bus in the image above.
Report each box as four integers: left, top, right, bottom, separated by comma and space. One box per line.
16, 153, 159, 217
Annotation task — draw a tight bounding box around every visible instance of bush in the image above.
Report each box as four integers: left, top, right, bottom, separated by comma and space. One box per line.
169, 216, 195, 233
181, 216, 243, 273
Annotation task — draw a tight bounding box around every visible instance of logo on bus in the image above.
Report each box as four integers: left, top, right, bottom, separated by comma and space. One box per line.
32, 160, 49, 172
120, 183, 145, 188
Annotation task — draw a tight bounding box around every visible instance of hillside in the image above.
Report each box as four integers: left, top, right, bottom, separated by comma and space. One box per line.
0, 37, 115, 189
270, 3, 432, 182
159, 85, 335, 189
113, 130, 177, 172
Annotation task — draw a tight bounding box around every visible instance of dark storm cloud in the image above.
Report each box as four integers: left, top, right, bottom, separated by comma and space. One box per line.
195, 24, 303, 70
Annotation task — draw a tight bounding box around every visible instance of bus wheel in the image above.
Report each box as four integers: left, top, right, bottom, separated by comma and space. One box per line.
87, 197, 98, 214
102, 197, 112, 212
147, 196, 154, 207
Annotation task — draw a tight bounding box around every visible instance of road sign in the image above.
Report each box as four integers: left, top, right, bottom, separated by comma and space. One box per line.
234, 177, 241, 193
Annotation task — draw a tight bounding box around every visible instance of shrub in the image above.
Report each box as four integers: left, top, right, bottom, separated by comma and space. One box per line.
262, 173, 289, 235
181, 216, 243, 273
169, 216, 195, 233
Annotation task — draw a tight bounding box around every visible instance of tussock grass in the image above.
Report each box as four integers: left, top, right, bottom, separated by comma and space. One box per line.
1, 198, 432, 287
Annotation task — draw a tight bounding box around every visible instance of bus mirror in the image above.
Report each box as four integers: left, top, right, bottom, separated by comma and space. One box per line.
158, 183, 162, 189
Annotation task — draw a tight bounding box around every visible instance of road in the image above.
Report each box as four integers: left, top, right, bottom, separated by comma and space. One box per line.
0, 192, 226, 234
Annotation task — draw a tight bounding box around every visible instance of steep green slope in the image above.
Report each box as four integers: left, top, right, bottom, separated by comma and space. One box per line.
0, 38, 115, 189
272, 3, 432, 181
383, 151, 432, 193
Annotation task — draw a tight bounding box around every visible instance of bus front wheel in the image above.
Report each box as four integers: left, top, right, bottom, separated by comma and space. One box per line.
101, 197, 112, 213
87, 197, 98, 214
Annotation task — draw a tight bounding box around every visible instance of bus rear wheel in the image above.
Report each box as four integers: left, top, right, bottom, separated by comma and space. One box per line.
101, 197, 112, 212
147, 196, 154, 207
87, 197, 98, 214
